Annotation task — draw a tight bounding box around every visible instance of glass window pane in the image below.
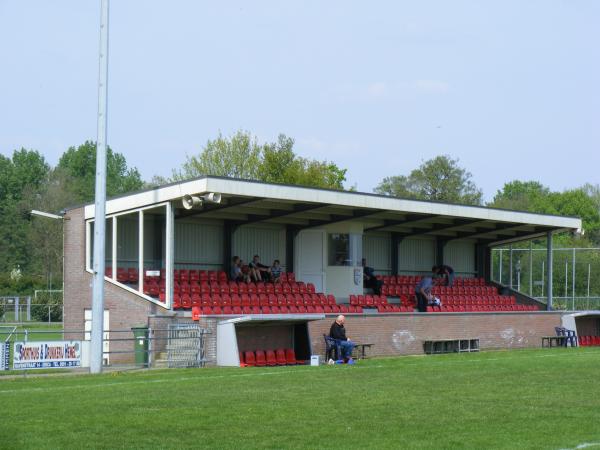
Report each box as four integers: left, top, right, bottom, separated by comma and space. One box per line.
143, 206, 166, 302
88, 219, 112, 277
116, 212, 139, 290
329, 234, 350, 266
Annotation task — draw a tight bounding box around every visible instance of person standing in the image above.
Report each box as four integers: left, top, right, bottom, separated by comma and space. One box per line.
415, 276, 433, 312
432, 265, 455, 287
329, 315, 355, 364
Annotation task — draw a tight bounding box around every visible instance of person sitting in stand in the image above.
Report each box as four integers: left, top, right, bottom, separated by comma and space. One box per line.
329, 315, 355, 364
230, 256, 250, 283
362, 258, 383, 295
249, 254, 271, 282
270, 259, 282, 283
432, 264, 455, 287
241, 258, 260, 282
415, 276, 433, 312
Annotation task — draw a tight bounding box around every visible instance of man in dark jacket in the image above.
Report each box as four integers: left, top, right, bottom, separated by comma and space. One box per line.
362, 258, 383, 295
329, 315, 355, 363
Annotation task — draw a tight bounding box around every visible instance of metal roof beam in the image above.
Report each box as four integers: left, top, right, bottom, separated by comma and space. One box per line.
303, 208, 384, 229
233, 203, 328, 226
397, 218, 486, 238
447, 222, 522, 241
176, 197, 264, 220
363, 214, 441, 232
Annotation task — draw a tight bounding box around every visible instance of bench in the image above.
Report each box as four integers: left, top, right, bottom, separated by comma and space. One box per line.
542, 336, 567, 348
423, 338, 479, 355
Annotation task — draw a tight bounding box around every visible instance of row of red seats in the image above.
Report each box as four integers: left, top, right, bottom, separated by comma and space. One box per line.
350, 295, 389, 307
427, 304, 538, 312
579, 336, 600, 346
439, 296, 517, 305
380, 285, 496, 296
105, 267, 297, 285
167, 281, 316, 296
377, 305, 414, 313
192, 304, 365, 318
241, 348, 299, 366
377, 275, 486, 286
174, 293, 337, 309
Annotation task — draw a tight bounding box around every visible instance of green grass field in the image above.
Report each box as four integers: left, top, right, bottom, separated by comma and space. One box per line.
1, 348, 599, 449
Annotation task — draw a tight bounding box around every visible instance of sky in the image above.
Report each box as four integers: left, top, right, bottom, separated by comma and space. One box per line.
1, 1, 599, 201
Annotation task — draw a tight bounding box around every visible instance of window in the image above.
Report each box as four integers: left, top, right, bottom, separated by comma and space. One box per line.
86, 203, 171, 308
329, 234, 350, 266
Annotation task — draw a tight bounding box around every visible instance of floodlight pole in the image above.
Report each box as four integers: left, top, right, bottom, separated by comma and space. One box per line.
90, 0, 110, 374
546, 231, 553, 311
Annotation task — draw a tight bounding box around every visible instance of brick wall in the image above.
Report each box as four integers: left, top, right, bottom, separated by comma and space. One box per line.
309, 312, 563, 358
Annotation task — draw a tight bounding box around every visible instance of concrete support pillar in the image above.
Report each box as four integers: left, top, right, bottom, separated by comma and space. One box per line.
546, 231, 553, 310
223, 221, 235, 276
436, 238, 447, 267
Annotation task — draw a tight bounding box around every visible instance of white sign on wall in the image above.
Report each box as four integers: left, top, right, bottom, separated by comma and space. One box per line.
13, 341, 81, 369
1, 342, 9, 370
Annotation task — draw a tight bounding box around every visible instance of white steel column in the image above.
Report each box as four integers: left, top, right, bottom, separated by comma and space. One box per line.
111, 216, 117, 280
546, 232, 553, 310
90, 0, 110, 374
166, 202, 174, 309
139, 210, 144, 294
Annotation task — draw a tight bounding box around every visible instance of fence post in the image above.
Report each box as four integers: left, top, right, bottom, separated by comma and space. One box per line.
27, 296, 31, 321
15, 297, 19, 322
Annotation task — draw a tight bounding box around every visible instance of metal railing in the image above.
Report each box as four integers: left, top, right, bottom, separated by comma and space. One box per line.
0, 303, 63, 323
491, 246, 600, 311
0, 326, 211, 372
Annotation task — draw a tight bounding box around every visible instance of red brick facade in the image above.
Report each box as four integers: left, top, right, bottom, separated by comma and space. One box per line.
308, 313, 563, 357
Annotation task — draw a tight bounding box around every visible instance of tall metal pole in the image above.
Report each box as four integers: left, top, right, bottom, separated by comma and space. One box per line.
90, 0, 110, 374
546, 232, 553, 311
572, 248, 576, 309
509, 245, 513, 289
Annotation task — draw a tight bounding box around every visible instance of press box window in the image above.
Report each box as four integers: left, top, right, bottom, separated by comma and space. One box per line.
329, 234, 350, 266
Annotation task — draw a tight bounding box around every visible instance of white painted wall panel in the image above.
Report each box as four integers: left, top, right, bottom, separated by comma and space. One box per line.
362, 233, 392, 274
232, 224, 286, 269
175, 220, 223, 269
398, 237, 435, 274
444, 240, 476, 275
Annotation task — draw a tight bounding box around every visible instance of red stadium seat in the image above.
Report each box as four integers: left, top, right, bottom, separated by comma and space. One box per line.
244, 351, 256, 367
285, 348, 297, 365
255, 350, 267, 367
276, 349, 287, 366
265, 350, 277, 366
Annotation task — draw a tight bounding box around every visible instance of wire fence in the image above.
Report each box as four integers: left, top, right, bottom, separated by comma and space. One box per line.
491, 246, 600, 311
0, 326, 211, 373
0, 302, 63, 323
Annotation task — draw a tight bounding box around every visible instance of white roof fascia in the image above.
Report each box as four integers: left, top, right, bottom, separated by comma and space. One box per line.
84, 176, 582, 231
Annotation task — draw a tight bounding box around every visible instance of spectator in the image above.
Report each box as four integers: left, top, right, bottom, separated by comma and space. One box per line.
362, 258, 383, 295
329, 315, 355, 364
249, 254, 271, 282
230, 256, 250, 283
432, 265, 455, 287
415, 276, 433, 312
270, 259, 282, 283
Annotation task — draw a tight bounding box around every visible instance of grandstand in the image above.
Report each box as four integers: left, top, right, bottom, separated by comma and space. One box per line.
62, 176, 584, 366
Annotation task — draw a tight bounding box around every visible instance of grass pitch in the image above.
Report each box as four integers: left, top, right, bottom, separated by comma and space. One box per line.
1, 348, 599, 449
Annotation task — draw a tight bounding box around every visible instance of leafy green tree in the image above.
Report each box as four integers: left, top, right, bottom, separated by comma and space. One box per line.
174, 131, 262, 181
489, 181, 551, 212
174, 131, 347, 189
0, 149, 50, 274
375, 155, 483, 205
58, 141, 143, 203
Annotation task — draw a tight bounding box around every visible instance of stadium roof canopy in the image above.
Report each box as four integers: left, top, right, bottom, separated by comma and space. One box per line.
82, 176, 582, 246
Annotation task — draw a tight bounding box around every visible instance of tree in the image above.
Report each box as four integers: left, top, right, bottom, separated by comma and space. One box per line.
489, 181, 551, 212
174, 131, 262, 181
0, 149, 50, 275
174, 131, 347, 190
58, 141, 143, 203
375, 155, 483, 205
490, 181, 600, 244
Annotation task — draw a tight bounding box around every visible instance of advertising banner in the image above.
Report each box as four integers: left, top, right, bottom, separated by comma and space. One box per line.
13, 341, 81, 369
1, 342, 9, 370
